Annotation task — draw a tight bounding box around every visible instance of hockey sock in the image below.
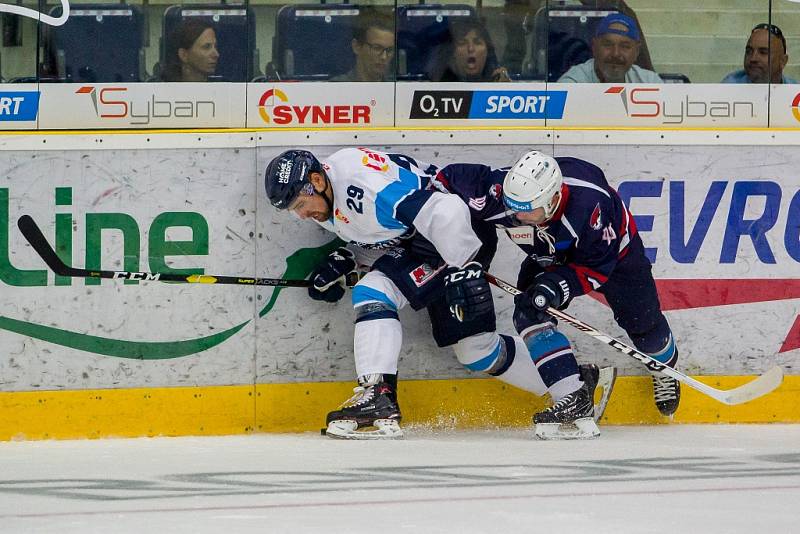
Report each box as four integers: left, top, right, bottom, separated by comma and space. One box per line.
524, 328, 581, 401
453, 333, 547, 395
646, 334, 678, 367
354, 317, 402, 377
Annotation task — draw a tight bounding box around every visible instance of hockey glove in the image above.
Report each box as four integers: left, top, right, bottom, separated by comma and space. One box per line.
444, 262, 493, 322
515, 272, 570, 324
308, 247, 357, 303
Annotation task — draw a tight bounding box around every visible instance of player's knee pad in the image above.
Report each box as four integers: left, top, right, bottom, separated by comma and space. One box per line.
453, 333, 516, 376
351, 272, 406, 322
513, 304, 557, 337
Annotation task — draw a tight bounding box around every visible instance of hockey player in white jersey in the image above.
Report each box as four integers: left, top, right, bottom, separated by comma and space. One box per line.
264, 148, 613, 440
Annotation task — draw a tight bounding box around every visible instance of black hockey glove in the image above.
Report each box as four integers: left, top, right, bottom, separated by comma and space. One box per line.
443, 262, 493, 322
308, 247, 356, 303
515, 272, 569, 324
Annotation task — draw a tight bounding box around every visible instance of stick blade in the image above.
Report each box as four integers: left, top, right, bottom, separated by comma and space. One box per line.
720, 366, 784, 405
17, 214, 71, 276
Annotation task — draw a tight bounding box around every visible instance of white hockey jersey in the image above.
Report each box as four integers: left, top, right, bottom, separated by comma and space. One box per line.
314, 148, 480, 268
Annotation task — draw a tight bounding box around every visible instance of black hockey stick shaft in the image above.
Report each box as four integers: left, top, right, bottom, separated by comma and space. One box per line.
17, 215, 356, 288
485, 272, 783, 406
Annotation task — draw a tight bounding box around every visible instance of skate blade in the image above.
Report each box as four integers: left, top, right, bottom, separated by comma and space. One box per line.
325, 419, 404, 440
535, 417, 600, 440
593, 366, 617, 422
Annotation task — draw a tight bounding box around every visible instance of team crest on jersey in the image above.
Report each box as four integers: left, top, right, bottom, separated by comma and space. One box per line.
359, 148, 389, 172
409, 263, 445, 287
489, 184, 502, 199
468, 195, 487, 211
334, 208, 350, 224
589, 203, 603, 230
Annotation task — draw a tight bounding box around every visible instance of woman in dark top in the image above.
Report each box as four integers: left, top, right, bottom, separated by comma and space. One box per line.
161, 19, 219, 82
432, 19, 511, 82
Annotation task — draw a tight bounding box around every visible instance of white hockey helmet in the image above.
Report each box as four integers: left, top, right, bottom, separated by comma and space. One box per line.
502, 151, 563, 219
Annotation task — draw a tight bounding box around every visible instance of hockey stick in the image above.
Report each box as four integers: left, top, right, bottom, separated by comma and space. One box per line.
17, 214, 358, 288
485, 272, 784, 406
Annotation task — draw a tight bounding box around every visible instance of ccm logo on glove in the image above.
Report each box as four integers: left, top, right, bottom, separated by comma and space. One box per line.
444, 262, 493, 323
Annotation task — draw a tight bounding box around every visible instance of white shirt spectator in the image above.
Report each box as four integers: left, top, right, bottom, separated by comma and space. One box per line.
558, 59, 662, 83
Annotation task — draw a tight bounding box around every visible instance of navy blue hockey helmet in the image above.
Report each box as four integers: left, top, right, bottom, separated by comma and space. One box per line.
264, 150, 323, 210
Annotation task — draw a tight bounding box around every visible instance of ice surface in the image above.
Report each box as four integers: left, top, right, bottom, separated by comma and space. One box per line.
1, 425, 798, 533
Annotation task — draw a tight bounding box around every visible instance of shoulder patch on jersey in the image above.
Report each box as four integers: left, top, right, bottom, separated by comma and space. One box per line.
489, 183, 503, 199
589, 203, 603, 230
358, 148, 389, 172
468, 195, 487, 211
410, 262, 446, 287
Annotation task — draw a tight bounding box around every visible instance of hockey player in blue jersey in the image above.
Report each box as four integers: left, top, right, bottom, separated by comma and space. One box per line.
436, 151, 681, 421
264, 148, 610, 440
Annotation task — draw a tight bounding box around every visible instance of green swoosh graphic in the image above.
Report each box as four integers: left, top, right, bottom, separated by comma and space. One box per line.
258, 239, 344, 318
0, 315, 249, 360
0, 239, 344, 359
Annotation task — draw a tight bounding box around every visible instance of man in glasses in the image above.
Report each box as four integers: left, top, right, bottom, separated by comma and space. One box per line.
722, 23, 797, 84
332, 9, 395, 82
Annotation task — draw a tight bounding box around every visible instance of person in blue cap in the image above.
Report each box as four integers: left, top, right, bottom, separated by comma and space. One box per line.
558, 13, 661, 83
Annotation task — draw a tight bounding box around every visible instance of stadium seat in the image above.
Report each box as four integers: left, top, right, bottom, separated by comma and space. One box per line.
162, 4, 256, 82
524, 6, 619, 82
271, 4, 361, 80
660, 73, 691, 83
40, 4, 143, 82
396, 4, 475, 80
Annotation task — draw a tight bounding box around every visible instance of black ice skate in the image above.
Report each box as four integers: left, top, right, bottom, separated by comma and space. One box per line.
324, 377, 402, 440
651, 373, 681, 416
650, 347, 681, 416
533, 364, 609, 440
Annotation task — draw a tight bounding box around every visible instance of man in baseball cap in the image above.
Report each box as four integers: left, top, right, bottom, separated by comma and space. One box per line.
558, 12, 662, 83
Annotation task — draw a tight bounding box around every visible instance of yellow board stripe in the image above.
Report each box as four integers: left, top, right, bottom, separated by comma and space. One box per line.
1, 375, 797, 441
1, 126, 798, 136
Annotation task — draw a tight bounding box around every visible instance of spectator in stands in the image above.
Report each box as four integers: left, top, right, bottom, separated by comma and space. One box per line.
161, 19, 219, 82
558, 13, 661, 83
722, 24, 797, 84
332, 10, 395, 82
501, 0, 654, 76
430, 19, 511, 82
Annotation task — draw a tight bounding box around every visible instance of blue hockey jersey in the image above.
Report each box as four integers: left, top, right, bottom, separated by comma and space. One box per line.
436, 157, 641, 299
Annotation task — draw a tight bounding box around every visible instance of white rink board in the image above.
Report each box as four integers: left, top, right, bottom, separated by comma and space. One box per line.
0, 140, 797, 392
1, 148, 259, 390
